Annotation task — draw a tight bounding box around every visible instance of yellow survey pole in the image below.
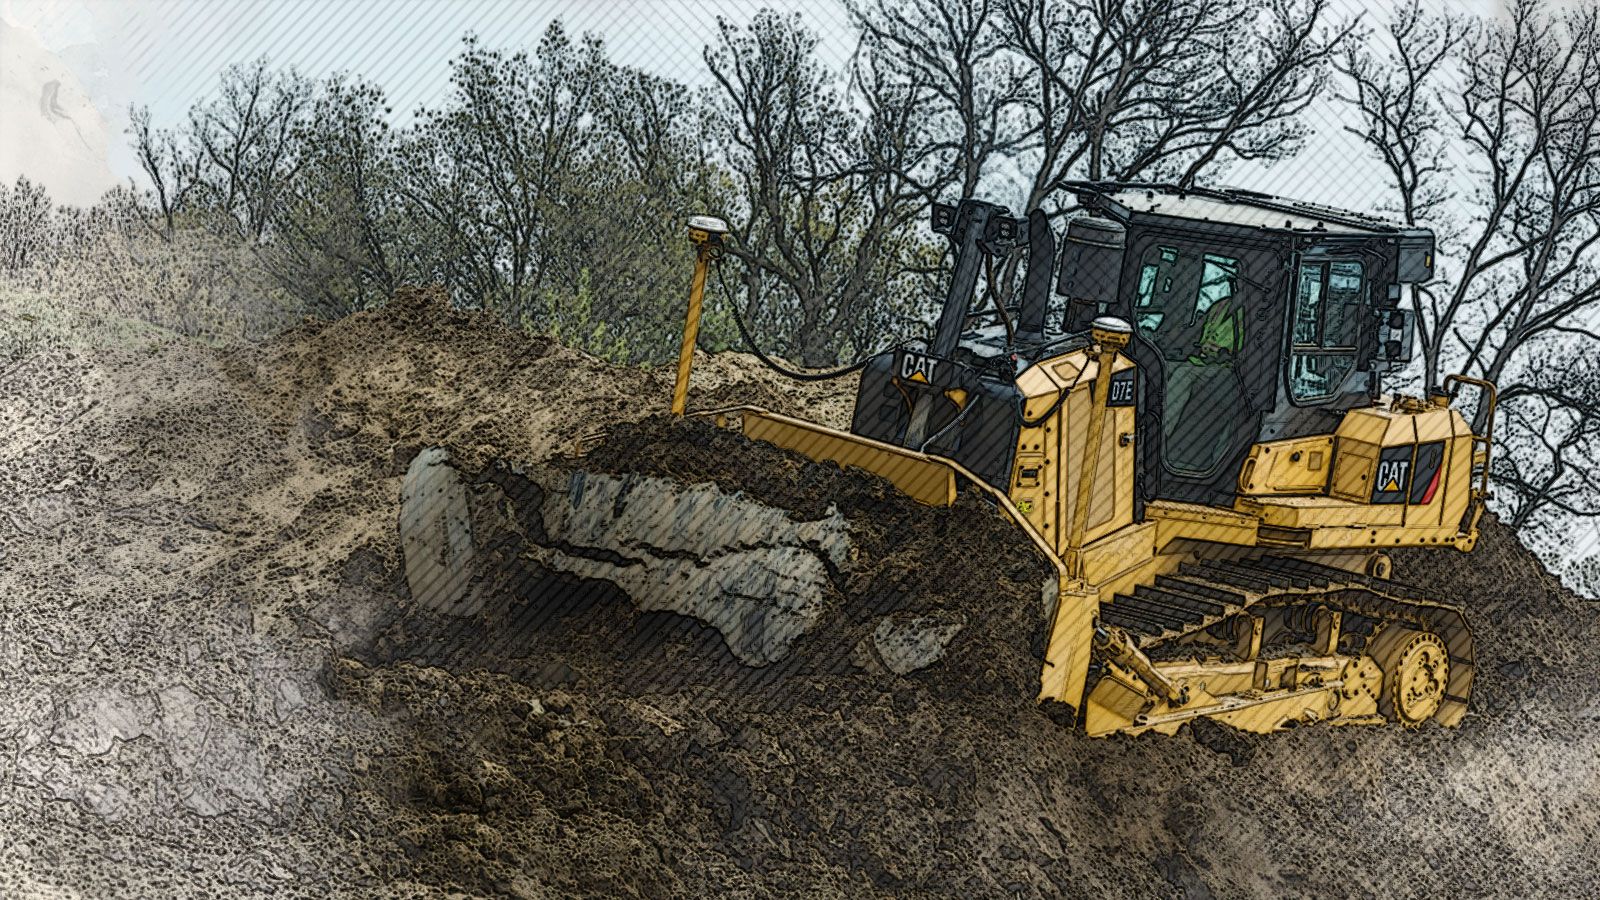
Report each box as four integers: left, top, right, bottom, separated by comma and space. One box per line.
672, 216, 729, 417
1066, 316, 1132, 580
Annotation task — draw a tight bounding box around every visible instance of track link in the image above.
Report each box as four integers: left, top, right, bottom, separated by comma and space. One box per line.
1097, 555, 1475, 726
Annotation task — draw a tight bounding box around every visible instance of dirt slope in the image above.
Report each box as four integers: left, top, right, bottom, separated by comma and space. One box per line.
1, 290, 1596, 898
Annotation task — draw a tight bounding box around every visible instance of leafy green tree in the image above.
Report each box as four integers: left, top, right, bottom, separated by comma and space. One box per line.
388, 25, 733, 362
268, 75, 409, 317
396, 27, 607, 321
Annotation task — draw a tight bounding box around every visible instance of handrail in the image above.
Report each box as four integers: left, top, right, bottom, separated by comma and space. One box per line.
1444, 374, 1498, 528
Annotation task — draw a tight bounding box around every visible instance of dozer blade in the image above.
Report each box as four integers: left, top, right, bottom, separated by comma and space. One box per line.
716, 407, 960, 508
704, 407, 1093, 711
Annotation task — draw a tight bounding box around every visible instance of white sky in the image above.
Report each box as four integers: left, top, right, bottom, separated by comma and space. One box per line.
2, 0, 1523, 208
1, 0, 861, 185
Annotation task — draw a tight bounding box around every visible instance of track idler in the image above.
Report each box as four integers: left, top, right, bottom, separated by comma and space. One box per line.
1366, 625, 1452, 727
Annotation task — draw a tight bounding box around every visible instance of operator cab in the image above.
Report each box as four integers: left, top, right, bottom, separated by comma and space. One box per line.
848, 183, 1432, 511
1060, 183, 1431, 507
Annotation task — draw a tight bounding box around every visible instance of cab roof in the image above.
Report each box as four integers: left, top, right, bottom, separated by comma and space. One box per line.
1066, 181, 1411, 238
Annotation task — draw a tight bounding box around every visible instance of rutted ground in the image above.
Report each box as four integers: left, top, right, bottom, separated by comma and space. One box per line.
1, 289, 1596, 898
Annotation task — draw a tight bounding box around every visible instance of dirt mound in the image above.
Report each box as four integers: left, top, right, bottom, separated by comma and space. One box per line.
567, 417, 1055, 694
374, 415, 1052, 701
3, 293, 1598, 898
220, 286, 855, 476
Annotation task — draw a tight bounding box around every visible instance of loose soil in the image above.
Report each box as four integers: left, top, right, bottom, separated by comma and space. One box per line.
2, 288, 1596, 898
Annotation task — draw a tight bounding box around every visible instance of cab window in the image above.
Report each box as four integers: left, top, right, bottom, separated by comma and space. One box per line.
1134, 244, 1249, 479
1290, 259, 1363, 402
1134, 245, 1180, 333
1191, 254, 1239, 325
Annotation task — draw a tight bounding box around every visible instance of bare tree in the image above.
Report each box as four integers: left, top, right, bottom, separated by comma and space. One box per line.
127, 105, 197, 240
1451, 3, 1600, 429
999, 0, 1352, 214
1492, 349, 1600, 531
1165, 0, 1352, 188
187, 58, 311, 242
1351, 1, 1600, 403
1342, 0, 1600, 549
1339, 0, 1465, 389
705, 10, 940, 365
846, 0, 1029, 200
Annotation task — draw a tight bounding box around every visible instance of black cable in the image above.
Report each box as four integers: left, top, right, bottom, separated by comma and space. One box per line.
713, 262, 917, 382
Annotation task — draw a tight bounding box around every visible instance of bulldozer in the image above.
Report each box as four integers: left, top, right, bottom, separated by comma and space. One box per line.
664, 183, 1497, 737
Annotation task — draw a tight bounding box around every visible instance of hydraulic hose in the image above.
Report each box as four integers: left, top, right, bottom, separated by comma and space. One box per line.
713, 263, 917, 382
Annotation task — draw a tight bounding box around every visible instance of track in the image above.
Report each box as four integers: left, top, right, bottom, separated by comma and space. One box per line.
1098, 555, 1476, 726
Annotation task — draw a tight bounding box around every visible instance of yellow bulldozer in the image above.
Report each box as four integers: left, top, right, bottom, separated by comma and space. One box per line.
669, 183, 1496, 737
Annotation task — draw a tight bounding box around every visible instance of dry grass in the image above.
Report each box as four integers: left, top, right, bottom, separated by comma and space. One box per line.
0, 223, 302, 363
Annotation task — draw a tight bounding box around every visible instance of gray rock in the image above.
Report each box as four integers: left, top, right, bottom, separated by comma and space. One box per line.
49, 687, 158, 756
871, 613, 966, 675
531, 471, 852, 667
399, 454, 856, 667
399, 447, 479, 616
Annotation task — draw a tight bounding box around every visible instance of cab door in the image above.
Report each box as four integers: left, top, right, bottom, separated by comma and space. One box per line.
1118, 232, 1282, 507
